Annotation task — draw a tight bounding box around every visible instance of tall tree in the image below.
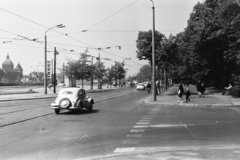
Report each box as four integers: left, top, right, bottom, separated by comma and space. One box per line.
112, 61, 127, 85
65, 49, 95, 87
94, 61, 106, 89
136, 30, 165, 67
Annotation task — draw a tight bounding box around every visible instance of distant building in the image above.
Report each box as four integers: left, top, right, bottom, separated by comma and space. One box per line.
0, 54, 23, 83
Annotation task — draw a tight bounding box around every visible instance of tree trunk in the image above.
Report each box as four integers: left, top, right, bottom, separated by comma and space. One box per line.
82, 78, 84, 88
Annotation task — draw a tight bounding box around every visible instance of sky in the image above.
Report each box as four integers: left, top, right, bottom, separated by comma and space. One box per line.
0, 0, 203, 77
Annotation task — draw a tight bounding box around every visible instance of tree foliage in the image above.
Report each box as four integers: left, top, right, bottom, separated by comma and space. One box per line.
93, 61, 106, 80
136, 64, 151, 82
136, 30, 165, 67
65, 50, 95, 81
175, 0, 240, 87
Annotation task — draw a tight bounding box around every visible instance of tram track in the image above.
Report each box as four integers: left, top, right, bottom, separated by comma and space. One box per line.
0, 90, 137, 128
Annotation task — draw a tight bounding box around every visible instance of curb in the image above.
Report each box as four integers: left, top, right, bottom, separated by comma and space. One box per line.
144, 97, 240, 108
0, 89, 112, 102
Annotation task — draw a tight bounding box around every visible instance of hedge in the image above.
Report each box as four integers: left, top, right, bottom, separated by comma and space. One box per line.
0, 82, 44, 86
229, 87, 240, 97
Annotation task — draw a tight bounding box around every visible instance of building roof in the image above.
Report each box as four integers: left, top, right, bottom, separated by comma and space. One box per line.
2, 54, 14, 71
15, 62, 23, 71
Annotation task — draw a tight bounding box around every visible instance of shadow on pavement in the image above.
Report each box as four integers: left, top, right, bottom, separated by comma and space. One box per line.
59, 109, 100, 115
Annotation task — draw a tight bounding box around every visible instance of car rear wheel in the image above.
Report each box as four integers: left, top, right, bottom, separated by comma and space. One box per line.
88, 102, 93, 111
59, 98, 71, 109
55, 109, 60, 114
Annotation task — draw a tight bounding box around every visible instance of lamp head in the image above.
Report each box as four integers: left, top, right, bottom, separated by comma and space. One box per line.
57, 24, 65, 28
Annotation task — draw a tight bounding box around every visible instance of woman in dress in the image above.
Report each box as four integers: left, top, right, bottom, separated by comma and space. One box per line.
178, 82, 184, 103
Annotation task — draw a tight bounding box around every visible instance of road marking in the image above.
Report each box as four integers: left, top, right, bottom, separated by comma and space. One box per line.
126, 134, 142, 137
130, 129, 145, 132
122, 139, 139, 144
137, 122, 150, 125
133, 125, 148, 128
139, 119, 150, 122
114, 147, 135, 153
149, 124, 184, 128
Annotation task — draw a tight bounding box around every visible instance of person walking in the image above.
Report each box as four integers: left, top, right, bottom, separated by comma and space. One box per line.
200, 82, 206, 97
197, 80, 201, 97
185, 88, 191, 102
159, 80, 163, 94
146, 82, 151, 94
156, 80, 161, 95
178, 82, 184, 104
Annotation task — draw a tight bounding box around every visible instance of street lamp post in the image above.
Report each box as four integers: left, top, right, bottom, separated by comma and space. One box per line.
150, 0, 156, 101
44, 24, 65, 94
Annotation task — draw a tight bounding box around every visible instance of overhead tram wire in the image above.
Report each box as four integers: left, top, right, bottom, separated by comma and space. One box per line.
69, 0, 140, 34
0, 7, 141, 64
0, 28, 142, 66
0, 28, 20, 37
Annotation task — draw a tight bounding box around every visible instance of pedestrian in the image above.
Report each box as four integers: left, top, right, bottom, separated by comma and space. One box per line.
159, 80, 163, 93
156, 80, 160, 95
185, 88, 191, 102
222, 83, 232, 95
178, 82, 184, 104
196, 80, 201, 97
48, 82, 52, 90
200, 82, 206, 97
146, 82, 151, 94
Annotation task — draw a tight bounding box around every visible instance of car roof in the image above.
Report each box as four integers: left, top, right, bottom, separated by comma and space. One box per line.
58, 87, 85, 94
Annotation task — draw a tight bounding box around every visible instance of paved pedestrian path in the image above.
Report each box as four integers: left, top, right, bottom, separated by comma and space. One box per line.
146, 84, 240, 107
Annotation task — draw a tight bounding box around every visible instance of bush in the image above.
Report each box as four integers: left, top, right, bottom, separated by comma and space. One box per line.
0, 82, 44, 86
229, 87, 240, 97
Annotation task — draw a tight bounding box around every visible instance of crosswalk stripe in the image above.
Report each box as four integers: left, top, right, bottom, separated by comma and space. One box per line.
130, 129, 145, 132
137, 122, 150, 125
133, 125, 148, 128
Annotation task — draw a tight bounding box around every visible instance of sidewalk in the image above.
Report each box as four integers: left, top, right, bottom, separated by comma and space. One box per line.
0, 84, 118, 102
145, 84, 240, 107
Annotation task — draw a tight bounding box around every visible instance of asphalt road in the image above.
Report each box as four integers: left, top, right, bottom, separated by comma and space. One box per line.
1, 88, 240, 160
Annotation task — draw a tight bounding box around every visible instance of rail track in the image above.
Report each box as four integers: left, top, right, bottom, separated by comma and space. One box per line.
0, 90, 137, 128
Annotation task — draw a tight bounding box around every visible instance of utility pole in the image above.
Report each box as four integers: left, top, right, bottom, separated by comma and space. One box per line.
90, 56, 94, 90
53, 47, 59, 94
98, 52, 102, 89
52, 59, 53, 86
62, 63, 65, 84
151, 0, 156, 101
44, 35, 47, 94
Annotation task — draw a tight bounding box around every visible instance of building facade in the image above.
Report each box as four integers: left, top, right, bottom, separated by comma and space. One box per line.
0, 54, 23, 83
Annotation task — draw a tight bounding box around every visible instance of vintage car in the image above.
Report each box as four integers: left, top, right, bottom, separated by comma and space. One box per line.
51, 88, 94, 114
136, 83, 145, 91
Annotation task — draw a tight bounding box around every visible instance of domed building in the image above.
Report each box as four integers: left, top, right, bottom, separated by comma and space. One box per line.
1, 54, 23, 83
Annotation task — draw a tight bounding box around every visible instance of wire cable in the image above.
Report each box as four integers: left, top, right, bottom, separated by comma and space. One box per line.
71, 0, 140, 34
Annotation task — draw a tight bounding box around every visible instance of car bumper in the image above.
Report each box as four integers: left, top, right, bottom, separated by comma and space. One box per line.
51, 103, 60, 109
51, 102, 78, 109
